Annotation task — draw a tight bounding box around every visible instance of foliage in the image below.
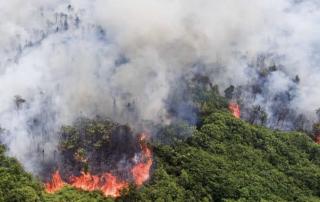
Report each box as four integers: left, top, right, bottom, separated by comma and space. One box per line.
0, 88, 320, 201
192, 84, 229, 117
120, 111, 320, 201
58, 118, 138, 175
0, 146, 43, 202
43, 187, 113, 202
152, 120, 196, 145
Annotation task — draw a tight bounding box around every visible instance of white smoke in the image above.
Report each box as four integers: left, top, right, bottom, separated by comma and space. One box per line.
0, 0, 319, 174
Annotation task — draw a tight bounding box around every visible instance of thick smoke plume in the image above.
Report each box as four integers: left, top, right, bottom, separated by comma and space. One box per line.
0, 0, 320, 174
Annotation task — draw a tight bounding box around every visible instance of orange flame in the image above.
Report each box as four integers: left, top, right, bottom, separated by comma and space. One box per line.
101, 173, 128, 197
228, 102, 241, 118
44, 170, 65, 193
45, 132, 153, 197
70, 172, 128, 197
69, 172, 100, 192
131, 133, 153, 186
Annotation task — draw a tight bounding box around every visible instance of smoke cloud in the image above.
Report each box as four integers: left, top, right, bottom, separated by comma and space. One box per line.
0, 0, 320, 174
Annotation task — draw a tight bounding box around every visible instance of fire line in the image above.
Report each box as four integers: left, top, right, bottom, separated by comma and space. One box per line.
45, 132, 153, 197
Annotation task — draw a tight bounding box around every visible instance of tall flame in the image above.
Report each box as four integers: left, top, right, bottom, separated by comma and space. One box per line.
131, 133, 153, 186
100, 173, 128, 197
45, 132, 153, 197
228, 102, 241, 118
44, 170, 65, 193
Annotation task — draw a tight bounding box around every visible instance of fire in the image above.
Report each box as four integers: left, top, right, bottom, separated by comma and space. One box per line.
45, 132, 153, 197
69, 172, 100, 192
131, 158, 153, 186
228, 102, 240, 118
131, 133, 153, 186
100, 173, 128, 197
44, 170, 65, 193
70, 172, 128, 197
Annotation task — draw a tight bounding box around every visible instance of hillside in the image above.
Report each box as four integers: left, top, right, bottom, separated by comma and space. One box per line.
2, 1, 320, 202
129, 112, 320, 201
0, 87, 319, 202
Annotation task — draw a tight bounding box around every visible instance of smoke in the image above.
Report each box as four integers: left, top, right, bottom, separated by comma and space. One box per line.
0, 0, 320, 174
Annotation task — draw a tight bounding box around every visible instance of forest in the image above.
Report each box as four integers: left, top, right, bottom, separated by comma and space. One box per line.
0, 86, 320, 202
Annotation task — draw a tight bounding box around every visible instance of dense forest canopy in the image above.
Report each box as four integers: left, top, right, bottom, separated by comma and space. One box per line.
1, 1, 320, 202
1, 87, 320, 202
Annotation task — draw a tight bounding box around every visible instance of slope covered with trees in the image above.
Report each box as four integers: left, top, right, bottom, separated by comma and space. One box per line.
123, 111, 320, 201
0, 146, 43, 202
0, 87, 320, 201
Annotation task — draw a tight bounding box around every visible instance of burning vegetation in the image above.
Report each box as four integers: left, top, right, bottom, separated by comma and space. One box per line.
46, 170, 129, 197
43, 119, 153, 198
1, 1, 320, 201
228, 102, 240, 119
1, 85, 320, 201
44, 170, 65, 194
